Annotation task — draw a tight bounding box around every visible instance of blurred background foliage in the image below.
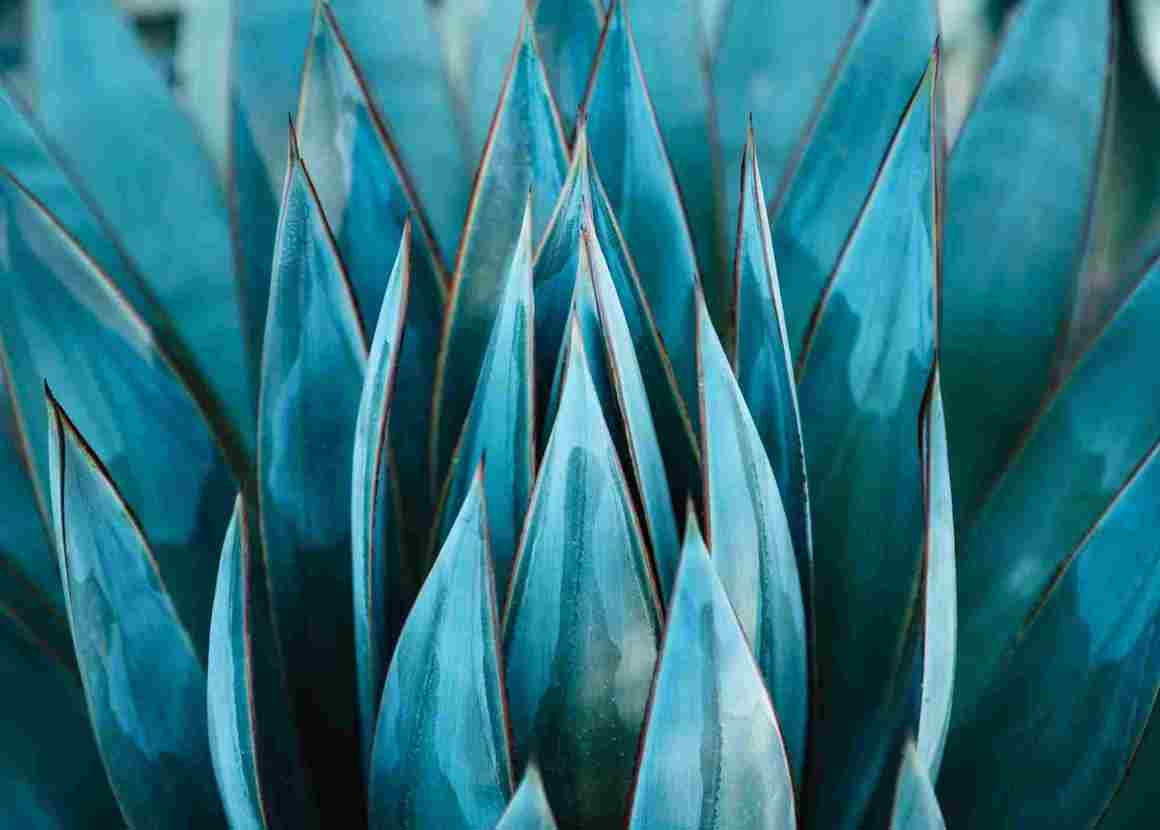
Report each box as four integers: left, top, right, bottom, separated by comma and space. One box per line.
1, 0, 1156, 363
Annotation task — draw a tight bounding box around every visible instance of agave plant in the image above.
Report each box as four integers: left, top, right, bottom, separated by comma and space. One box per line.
1, 0, 1158, 828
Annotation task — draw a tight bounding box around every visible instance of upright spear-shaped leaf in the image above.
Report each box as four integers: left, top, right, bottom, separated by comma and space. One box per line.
627, 516, 796, 830
504, 322, 662, 830
496, 766, 559, 830
208, 499, 320, 830
435, 200, 535, 594
369, 468, 513, 830
942, 0, 1113, 520
351, 225, 411, 770
47, 394, 225, 829
258, 128, 366, 813
432, 13, 568, 488
888, 743, 947, 830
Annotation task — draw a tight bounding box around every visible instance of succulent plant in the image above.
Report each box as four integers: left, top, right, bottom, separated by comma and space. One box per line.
1, 0, 1158, 829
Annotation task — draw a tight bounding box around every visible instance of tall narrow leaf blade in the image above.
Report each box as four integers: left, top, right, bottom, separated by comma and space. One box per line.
33, 0, 253, 449
916, 373, 956, 776
533, 0, 603, 134
0, 171, 235, 657
258, 135, 367, 813
732, 128, 812, 601
698, 298, 807, 783
351, 226, 411, 770
623, 0, 721, 307
772, 0, 937, 354
298, 4, 448, 531
796, 58, 938, 828
581, 1, 702, 424
503, 322, 662, 829
208, 498, 319, 830
714, 1, 861, 249
0, 608, 121, 828
889, 743, 947, 830
369, 470, 513, 830
435, 204, 534, 594
432, 17, 568, 486
1098, 705, 1160, 828
940, 439, 1160, 827
942, 0, 1113, 519
627, 517, 796, 830
496, 766, 559, 830
331, 0, 470, 255
955, 252, 1160, 721
48, 397, 225, 828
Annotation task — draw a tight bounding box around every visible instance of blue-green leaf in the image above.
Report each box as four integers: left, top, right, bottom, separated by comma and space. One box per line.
624, 0, 721, 308
713, 1, 861, 251
257, 132, 366, 813
298, 3, 448, 533
532, 0, 603, 134
955, 251, 1160, 723
0, 607, 121, 828
939, 438, 1160, 827
496, 766, 559, 830
351, 224, 411, 771
331, 0, 469, 255
0, 82, 144, 312
772, 0, 937, 355
627, 515, 796, 830
32, 0, 253, 451
916, 373, 955, 777
942, 0, 1113, 519
503, 321, 662, 829
889, 742, 946, 830
1098, 703, 1160, 828
796, 56, 938, 829
731, 126, 812, 605
532, 128, 698, 496
0, 171, 235, 658
435, 202, 534, 594
432, 16, 568, 488
698, 296, 807, 783
585, 227, 680, 598
369, 468, 513, 830
208, 498, 319, 830
580, 0, 702, 425
47, 395, 225, 829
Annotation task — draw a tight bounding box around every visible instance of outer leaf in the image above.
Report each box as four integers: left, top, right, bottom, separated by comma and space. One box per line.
331, 0, 469, 255
713, 1, 861, 253
0, 171, 235, 658
624, 0, 720, 312
33, 0, 253, 450
503, 322, 662, 830
627, 516, 796, 830
432, 17, 568, 488
889, 742, 947, 830
368, 469, 513, 830
208, 498, 319, 830
0, 608, 122, 828
532, 128, 698, 496
496, 766, 559, 830
257, 133, 366, 813
954, 251, 1160, 722
298, 4, 448, 532
1098, 703, 1160, 828
435, 202, 534, 594
47, 396, 225, 829
939, 438, 1160, 827
942, 0, 1113, 519
0, 82, 144, 312
698, 296, 807, 783
351, 224, 411, 770
731, 127, 812, 601
532, 0, 603, 134
916, 373, 955, 776
772, 0, 937, 355
796, 58, 938, 829
580, 0, 702, 426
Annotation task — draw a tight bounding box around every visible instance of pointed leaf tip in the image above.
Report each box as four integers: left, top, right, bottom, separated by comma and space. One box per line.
497, 764, 559, 830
